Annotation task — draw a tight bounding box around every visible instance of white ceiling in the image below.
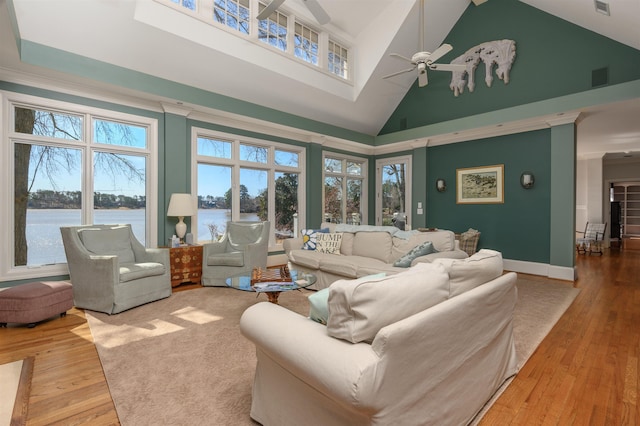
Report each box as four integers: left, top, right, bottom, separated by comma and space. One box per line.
1, 0, 639, 159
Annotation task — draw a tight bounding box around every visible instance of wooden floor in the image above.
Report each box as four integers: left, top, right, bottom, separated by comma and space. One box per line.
1, 245, 639, 425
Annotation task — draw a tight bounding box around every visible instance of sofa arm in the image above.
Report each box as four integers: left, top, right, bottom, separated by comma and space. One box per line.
410, 249, 468, 266
283, 237, 303, 254
240, 302, 379, 405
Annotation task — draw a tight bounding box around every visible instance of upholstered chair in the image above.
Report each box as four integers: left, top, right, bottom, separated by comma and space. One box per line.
201, 221, 270, 286
60, 224, 171, 314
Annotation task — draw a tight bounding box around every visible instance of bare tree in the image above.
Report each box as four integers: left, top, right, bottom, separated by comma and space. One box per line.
13, 107, 144, 266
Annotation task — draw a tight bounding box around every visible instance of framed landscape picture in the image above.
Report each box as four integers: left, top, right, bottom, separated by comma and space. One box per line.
456, 164, 504, 204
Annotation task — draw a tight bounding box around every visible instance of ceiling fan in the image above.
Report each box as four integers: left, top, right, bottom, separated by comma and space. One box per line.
257, 0, 330, 25
383, 0, 466, 87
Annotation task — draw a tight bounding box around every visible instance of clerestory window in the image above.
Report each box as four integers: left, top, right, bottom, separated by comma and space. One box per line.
157, 0, 351, 81
294, 22, 319, 65
258, 4, 287, 51
214, 0, 250, 35
329, 40, 349, 79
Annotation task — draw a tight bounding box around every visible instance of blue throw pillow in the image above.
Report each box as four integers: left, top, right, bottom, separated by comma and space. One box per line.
301, 228, 329, 250
393, 241, 438, 268
308, 288, 330, 324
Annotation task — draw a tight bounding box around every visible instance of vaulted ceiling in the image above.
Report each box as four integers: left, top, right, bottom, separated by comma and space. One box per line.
1, 0, 639, 158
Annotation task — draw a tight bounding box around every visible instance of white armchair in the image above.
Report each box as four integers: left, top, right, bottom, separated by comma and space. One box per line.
201, 221, 270, 286
60, 224, 171, 314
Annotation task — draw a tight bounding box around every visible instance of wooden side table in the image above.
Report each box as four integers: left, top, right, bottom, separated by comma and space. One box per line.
167, 245, 203, 288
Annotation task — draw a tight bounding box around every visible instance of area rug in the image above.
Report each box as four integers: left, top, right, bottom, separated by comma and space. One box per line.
0, 356, 33, 426
86, 278, 579, 426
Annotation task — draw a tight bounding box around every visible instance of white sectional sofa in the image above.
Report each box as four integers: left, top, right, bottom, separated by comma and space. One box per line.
241, 250, 519, 426
283, 223, 469, 290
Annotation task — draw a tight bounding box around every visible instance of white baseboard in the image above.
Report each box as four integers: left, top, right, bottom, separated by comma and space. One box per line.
503, 259, 575, 281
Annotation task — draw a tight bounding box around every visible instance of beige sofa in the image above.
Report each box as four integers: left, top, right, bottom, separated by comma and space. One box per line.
283, 223, 469, 290
241, 250, 518, 426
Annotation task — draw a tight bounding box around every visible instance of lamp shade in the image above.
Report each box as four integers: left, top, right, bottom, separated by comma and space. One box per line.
167, 193, 195, 217
167, 193, 194, 239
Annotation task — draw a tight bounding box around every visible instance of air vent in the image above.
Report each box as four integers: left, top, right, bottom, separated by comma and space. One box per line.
594, 0, 610, 15
592, 67, 609, 87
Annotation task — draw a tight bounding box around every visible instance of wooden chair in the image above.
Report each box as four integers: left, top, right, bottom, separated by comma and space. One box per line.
576, 222, 607, 255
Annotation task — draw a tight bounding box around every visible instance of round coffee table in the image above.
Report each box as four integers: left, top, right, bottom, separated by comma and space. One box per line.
225, 269, 317, 304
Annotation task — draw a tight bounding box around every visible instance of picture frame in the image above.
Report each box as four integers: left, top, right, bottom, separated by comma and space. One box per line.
456, 164, 504, 204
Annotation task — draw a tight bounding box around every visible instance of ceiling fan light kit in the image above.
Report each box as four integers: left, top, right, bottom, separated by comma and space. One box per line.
383, 0, 466, 88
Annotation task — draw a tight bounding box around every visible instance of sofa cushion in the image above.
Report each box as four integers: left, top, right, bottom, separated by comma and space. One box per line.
339, 232, 355, 255
352, 232, 393, 263
119, 262, 166, 282
326, 263, 449, 343
432, 249, 503, 297
319, 255, 358, 278
288, 249, 321, 269
393, 241, 438, 268
79, 226, 135, 264
316, 232, 343, 254
207, 251, 244, 266
301, 228, 329, 250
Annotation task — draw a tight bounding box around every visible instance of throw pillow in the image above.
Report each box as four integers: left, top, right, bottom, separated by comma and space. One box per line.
315, 232, 343, 254
308, 273, 386, 325
308, 288, 330, 324
432, 249, 503, 297
327, 264, 449, 343
301, 228, 329, 250
393, 241, 438, 268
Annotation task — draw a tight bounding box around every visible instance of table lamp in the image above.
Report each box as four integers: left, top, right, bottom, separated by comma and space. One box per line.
167, 193, 194, 240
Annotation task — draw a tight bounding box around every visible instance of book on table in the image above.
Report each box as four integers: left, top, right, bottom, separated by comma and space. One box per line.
252, 282, 297, 292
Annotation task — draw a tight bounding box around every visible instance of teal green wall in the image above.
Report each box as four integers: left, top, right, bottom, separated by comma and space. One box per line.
427, 130, 551, 262
379, 0, 640, 134
549, 123, 576, 268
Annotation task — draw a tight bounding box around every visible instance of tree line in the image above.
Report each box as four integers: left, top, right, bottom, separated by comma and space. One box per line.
27, 190, 146, 209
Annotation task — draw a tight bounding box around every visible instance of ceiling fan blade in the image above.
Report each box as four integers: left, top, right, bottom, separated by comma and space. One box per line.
303, 0, 330, 25
383, 66, 418, 80
390, 53, 415, 64
428, 43, 453, 63
428, 63, 467, 72
418, 69, 428, 87
257, 0, 285, 20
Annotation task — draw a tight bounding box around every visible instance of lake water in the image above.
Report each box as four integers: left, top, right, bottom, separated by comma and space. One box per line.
24, 209, 258, 266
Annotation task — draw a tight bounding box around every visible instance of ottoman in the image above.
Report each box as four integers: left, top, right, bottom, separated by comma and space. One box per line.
0, 281, 73, 328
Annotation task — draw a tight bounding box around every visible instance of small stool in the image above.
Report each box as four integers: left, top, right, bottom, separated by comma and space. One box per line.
0, 281, 73, 328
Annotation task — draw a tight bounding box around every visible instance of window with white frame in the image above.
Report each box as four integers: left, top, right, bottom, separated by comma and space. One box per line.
156, 0, 351, 81
294, 22, 319, 65
193, 128, 305, 246
323, 154, 367, 225
258, 3, 288, 52
214, 0, 250, 35
171, 0, 196, 11
2, 93, 158, 281
328, 39, 349, 79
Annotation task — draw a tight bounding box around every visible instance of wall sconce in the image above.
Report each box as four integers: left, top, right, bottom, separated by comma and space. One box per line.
436, 178, 446, 192
520, 172, 535, 189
